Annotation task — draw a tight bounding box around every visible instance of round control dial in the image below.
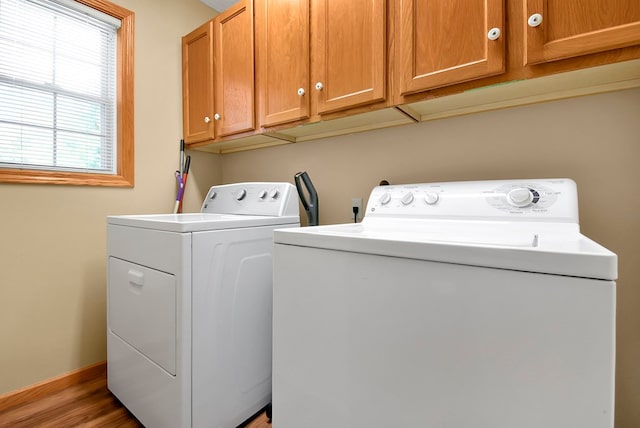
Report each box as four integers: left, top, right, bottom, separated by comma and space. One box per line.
236, 189, 247, 201
258, 190, 267, 199
488, 183, 549, 212
507, 187, 536, 207
269, 189, 279, 199
401, 192, 414, 205
424, 192, 439, 205
379, 192, 391, 205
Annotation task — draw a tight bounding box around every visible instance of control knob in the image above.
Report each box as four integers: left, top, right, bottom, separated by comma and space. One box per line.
236, 189, 247, 201
258, 190, 267, 199
379, 192, 391, 205
269, 189, 279, 199
401, 192, 414, 205
424, 192, 439, 205
507, 187, 534, 207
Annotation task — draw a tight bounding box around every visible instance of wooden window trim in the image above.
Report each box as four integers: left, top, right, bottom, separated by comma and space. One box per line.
0, 0, 135, 187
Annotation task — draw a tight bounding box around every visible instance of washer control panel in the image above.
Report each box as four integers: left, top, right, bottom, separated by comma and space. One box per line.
366, 179, 578, 223
201, 182, 298, 216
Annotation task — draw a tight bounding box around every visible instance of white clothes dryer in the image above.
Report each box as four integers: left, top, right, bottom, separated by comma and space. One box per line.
107, 182, 299, 428
272, 178, 616, 428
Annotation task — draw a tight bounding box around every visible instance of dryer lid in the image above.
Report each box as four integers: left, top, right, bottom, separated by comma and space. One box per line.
108, 182, 300, 232
108, 213, 299, 232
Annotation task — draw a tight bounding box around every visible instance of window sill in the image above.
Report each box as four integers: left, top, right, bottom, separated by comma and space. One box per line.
0, 169, 133, 187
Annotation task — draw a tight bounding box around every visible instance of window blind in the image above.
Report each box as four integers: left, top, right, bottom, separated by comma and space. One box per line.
0, 0, 119, 174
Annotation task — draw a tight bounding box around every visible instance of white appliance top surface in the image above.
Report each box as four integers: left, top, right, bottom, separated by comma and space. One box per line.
109, 213, 299, 232
274, 179, 617, 280
108, 182, 299, 232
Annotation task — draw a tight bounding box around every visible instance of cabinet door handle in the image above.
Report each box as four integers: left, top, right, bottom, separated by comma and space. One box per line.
297, 87, 306, 96
214, 113, 221, 120
528, 13, 543, 27
315, 82, 324, 91
204, 116, 211, 123
487, 27, 501, 40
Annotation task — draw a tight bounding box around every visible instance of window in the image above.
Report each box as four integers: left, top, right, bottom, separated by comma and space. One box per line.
0, 0, 134, 186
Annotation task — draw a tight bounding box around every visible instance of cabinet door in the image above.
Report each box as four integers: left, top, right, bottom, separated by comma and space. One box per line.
311, 0, 386, 115
524, 0, 640, 65
397, 0, 504, 95
182, 21, 214, 143
214, 0, 255, 137
256, 0, 310, 127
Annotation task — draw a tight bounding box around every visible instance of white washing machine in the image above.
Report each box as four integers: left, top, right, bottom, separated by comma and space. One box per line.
107, 182, 299, 428
272, 178, 617, 428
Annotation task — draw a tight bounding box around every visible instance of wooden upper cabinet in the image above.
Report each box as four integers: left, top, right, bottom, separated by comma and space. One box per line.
183, 0, 640, 151
214, 0, 255, 137
256, 0, 310, 128
311, 0, 387, 115
524, 0, 640, 65
182, 21, 214, 144
396, 0, 505, 96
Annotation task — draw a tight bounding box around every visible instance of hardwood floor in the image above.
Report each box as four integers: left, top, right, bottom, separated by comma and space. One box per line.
0, 372, 271, 428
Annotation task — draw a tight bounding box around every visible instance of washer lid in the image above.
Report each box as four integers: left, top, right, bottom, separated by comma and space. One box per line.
108, 213, 299, 232
273, 221, 617, 281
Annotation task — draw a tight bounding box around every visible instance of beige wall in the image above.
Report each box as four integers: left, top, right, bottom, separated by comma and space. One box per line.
223, 88, 640, 428
0, 0, 220, 395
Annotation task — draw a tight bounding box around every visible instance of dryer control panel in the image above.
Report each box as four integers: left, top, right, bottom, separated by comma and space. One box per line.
201, 182, 298, 217
366, 178, 579, 223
